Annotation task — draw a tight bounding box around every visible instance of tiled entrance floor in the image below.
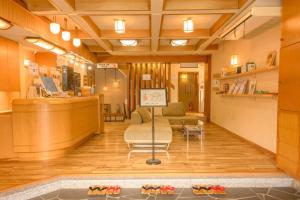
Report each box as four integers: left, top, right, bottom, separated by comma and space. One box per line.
30, 187, 300, 200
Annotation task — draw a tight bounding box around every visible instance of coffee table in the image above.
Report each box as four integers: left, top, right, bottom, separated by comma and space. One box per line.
183, 125, 203, 151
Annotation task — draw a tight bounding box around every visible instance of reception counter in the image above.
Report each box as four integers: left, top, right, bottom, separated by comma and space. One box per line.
11, 95, 104, 160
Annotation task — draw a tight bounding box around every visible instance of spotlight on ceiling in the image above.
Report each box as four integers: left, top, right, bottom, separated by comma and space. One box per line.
0, 17, 12, 30
170, 39, 188, 47
183, 18, 194, 33
120, 39, 137, 46
114, 19, 125, 33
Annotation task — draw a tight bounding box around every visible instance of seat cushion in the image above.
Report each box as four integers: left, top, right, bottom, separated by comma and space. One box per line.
137, 108, 152, 122
162, 102, 185, 116
124, 117, 172, 144
130, 111, 143, 124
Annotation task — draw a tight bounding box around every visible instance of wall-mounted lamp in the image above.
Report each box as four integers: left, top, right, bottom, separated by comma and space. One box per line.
231, 55, 238, 66
0, 17, 12, 30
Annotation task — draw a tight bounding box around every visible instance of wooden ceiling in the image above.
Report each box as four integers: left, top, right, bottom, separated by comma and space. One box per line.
22, 0, 250, 57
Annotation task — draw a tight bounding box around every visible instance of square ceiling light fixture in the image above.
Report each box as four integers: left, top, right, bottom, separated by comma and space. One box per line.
115, 19, 125, 33
183, 18, 194, 33
120, 39, 137, 46
171, 39, 188, 46
0, 17, 12, 30
25, 37, 66, 55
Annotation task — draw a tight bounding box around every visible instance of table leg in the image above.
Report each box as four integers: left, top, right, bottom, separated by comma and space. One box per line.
187, 129, 189, 152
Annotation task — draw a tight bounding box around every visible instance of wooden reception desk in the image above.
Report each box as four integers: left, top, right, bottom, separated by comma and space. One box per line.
11, 95, 104, 160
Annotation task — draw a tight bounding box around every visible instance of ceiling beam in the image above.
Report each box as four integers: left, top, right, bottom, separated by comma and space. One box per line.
88, 46, 105, 52
159, 45, 196, 51
160, 29, 210, 39
32, 9, 239, 16
150, 0, 164, 52
48, 0, 112, 53
101, 30, 150, 39
164, 0, 239, 10
97, 55, 209, 63
0, 0, 97, 62
197, 0, 255, 51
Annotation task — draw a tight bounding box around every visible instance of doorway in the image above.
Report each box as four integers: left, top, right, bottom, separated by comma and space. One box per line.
178, 72, 199, 112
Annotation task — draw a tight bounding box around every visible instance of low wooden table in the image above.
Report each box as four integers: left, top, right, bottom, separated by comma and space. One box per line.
183, 125, 203, 151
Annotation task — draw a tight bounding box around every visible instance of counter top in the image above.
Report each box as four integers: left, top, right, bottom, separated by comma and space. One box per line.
12, 96, 99, 105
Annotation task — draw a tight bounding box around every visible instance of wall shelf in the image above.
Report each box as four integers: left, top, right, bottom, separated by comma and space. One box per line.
216, 66, 278, 80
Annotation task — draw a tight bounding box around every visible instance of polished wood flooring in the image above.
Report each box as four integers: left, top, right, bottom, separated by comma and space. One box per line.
0, 122, 281, 192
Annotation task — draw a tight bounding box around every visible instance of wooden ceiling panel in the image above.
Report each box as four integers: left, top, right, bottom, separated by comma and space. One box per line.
75, 0, 150, 11
164, 0, 239, 10
90, 15, 150, 30
162, 14, 222, 30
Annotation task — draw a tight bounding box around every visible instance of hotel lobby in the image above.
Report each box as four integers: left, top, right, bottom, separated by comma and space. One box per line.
0, 0, 300, 199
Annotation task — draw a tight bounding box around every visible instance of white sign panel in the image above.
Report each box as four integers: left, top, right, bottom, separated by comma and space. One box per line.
140, 89, 167, 107
97, 63, 118, 69
142, 74, 151, 81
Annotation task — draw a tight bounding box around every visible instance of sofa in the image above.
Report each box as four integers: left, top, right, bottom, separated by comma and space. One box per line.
124, 102, 205, 154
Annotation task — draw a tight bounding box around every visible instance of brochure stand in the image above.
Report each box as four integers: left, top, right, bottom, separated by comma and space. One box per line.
140, 88, 167, 165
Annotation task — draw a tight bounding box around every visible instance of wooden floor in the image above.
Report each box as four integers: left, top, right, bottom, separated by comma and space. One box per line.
0, 122, 281, 192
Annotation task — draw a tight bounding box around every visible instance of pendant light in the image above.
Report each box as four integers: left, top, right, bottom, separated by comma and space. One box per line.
103, 69, 108, 91
50, 16, 60, 35
73, 26, 81, 47
62, 18, 71, 41
112, 68, 120, 88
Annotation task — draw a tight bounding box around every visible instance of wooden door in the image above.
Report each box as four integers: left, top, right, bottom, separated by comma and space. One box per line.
281, 0, 300, 47
178, 72, 199, 112
279, 42, 300, 111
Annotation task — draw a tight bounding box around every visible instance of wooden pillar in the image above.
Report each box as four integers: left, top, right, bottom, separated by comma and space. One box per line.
204, 56, 211, 121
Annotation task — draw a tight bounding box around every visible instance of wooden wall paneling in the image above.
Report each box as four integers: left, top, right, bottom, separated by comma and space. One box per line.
7, 40, 20, 91
127, 63, 132, 115
0, 112, 15, 159
0, 37, 8, 91
279, 42, 300, 111
136, 63, 141, 106
132, 64, 136, 111
163, 63, 167, 88
277, 110, 300, 178
146, 63, 150, 88
281, 0, 300, 47
151, 63, 155, 88
157, 63, 161, 88
140, 63, 145, 89
168, 63, 172, 102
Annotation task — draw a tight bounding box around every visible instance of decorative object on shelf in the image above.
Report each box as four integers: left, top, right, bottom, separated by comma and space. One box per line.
212, 79, 220, 91
88, 185, 121, 195
236, 66, 242, 74
223, 83, 229, 93
266, 51, 277, 66
241, 65, 247, 73
248, 80, 257, 95
141, 185, 176, 195
246, 62, 256, 71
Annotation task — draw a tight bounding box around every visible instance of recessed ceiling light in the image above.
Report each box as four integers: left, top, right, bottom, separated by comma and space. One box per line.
120, 39, 137, 46
115, 19, 125, 33
184, 18, 194, 33
0, 17, 12, 30
171, 39, 188, 46
25, 37, 54, 50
